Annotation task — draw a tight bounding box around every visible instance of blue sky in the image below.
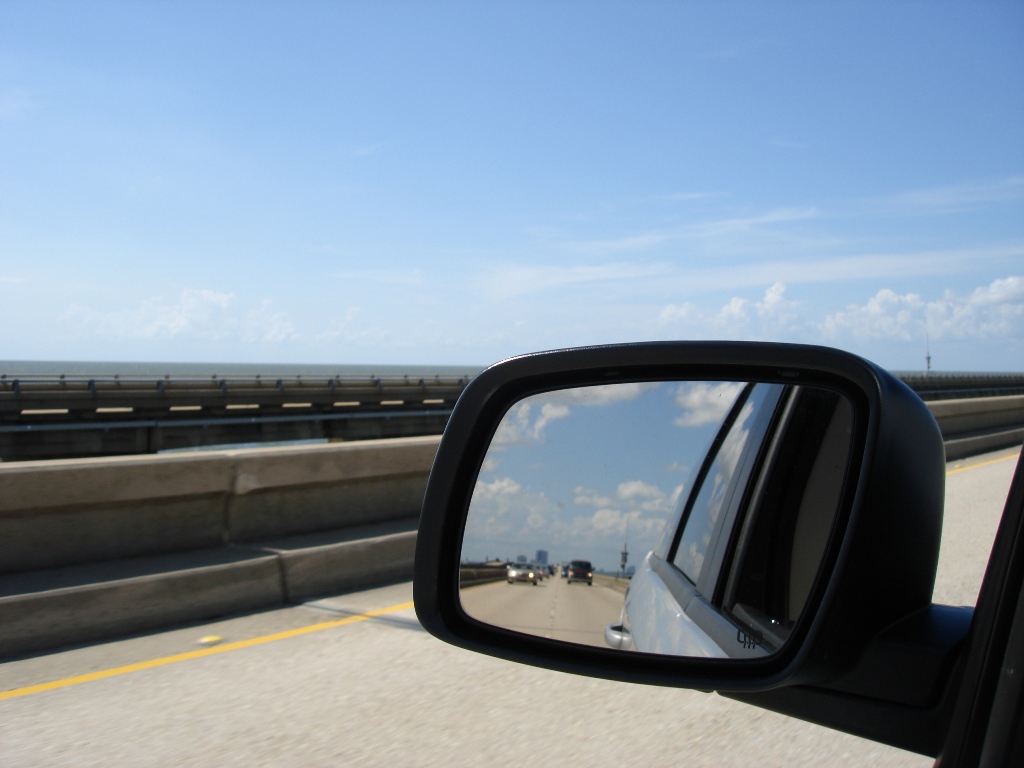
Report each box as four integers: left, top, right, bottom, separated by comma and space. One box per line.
461, 382, 730, 570
2, 2, 1022, 370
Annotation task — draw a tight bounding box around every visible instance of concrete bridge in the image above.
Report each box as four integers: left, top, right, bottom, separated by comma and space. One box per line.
0, 392, 1021, 659
0, 372, 470, 461
1, 370, 1021, 461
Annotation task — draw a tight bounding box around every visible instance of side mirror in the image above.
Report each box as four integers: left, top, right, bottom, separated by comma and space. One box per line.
415, 343, 951, 712
459, 377, 855, 660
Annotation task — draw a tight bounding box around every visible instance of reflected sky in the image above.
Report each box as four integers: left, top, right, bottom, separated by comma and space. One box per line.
462, 381, 744, 571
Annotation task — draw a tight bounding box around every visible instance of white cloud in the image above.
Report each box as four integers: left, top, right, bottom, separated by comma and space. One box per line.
66, 288, 236, 340
463, 478, 558, 549
532, 402, 570, 439
694, 207, 818, 238
490, 400, 569, 444
584, 507, 670, 539
577, 481, 683, 516
878, 176, 1024, 216
474, 477, 522, 498
574, 489, 617, 508
591, 508, 626, 533
659, 302, 700, 323
822, 289, 927, 341
61, 288, 314, 347
966, 275, 1024, 306
821, 276, 1024, 342
464, 474, 682, 564
543, 382, 659, 407
616, 480, 664, 501
713, 282, 801, 331
490, 383, 658, 448
526, 512, 547, 529
674, 382, 745, 427
243, 300, 298, 343
317, 307, 389, 344
661, 283, 801, 336
717, 296, 748, 323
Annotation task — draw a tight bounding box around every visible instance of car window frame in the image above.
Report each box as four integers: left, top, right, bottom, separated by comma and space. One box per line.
667, 382, 785, 594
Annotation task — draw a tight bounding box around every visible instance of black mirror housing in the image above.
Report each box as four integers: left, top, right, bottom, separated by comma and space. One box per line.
414, 341, 945, 693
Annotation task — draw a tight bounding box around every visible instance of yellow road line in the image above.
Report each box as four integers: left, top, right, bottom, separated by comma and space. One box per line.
946, 451, 1020, 476
0, 600, 414, 701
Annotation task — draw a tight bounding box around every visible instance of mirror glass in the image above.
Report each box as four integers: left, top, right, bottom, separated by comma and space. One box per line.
459, 380, 854, 659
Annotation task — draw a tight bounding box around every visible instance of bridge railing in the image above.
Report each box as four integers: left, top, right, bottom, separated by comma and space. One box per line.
1, 371, 1021, 461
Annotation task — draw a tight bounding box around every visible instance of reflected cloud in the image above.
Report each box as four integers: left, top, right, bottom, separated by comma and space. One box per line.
491, 383, 661, 447
674, 382, 745, 427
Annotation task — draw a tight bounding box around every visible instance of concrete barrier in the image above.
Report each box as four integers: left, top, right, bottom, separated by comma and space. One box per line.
459, 564, 510, 587
943, 427, 1024, 462
925, 395, 1024, 460
0, 548, 284, 657
253, 519, 418, 602
0, 435, 440, 573
927, 395, 1024, 437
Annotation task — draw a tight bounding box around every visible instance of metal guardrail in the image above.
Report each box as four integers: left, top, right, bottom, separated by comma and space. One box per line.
0, 372, 470, 415
896, 373, 1024, 400
0, 373, 469, 460
0, 408, 448, 434
1, 370, 1021, 461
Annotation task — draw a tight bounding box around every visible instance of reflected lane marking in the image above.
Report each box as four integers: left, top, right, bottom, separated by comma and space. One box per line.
0, 601, 414, 701
946, 451, 1020, 476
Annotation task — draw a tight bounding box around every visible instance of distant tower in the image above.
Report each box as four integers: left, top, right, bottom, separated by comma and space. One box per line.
926, 331, 932, 376
620, 520, 629, 578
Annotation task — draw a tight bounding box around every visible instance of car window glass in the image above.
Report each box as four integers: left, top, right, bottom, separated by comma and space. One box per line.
723, 389, 853, 647
672, 384, 775, 584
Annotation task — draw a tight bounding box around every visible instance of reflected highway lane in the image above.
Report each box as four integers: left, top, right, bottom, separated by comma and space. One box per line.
0, 447, 1018, 767
461, 573, 626, 646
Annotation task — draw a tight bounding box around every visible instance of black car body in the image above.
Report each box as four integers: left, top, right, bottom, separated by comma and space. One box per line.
566, 560, 593, 586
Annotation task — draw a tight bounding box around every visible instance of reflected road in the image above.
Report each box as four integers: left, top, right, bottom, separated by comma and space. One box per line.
461, 574, 626, 647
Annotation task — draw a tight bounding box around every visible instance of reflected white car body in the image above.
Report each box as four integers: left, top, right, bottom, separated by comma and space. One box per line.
623, 553, 727, 658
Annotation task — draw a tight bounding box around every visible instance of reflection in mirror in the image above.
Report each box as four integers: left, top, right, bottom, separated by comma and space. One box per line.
459, 380, 854, 659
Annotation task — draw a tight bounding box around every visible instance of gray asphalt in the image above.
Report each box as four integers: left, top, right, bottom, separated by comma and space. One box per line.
461, 572, 626, 647
0, 446, 1019, 767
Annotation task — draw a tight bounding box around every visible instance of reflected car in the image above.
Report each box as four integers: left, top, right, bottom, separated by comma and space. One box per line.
560, 564, 568, 578
566, 560, 593, 585
507, 563, 539, 585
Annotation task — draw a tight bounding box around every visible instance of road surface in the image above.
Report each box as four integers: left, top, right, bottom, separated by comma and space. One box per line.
461, 571, 624, 647
0, 446, 1019, 767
